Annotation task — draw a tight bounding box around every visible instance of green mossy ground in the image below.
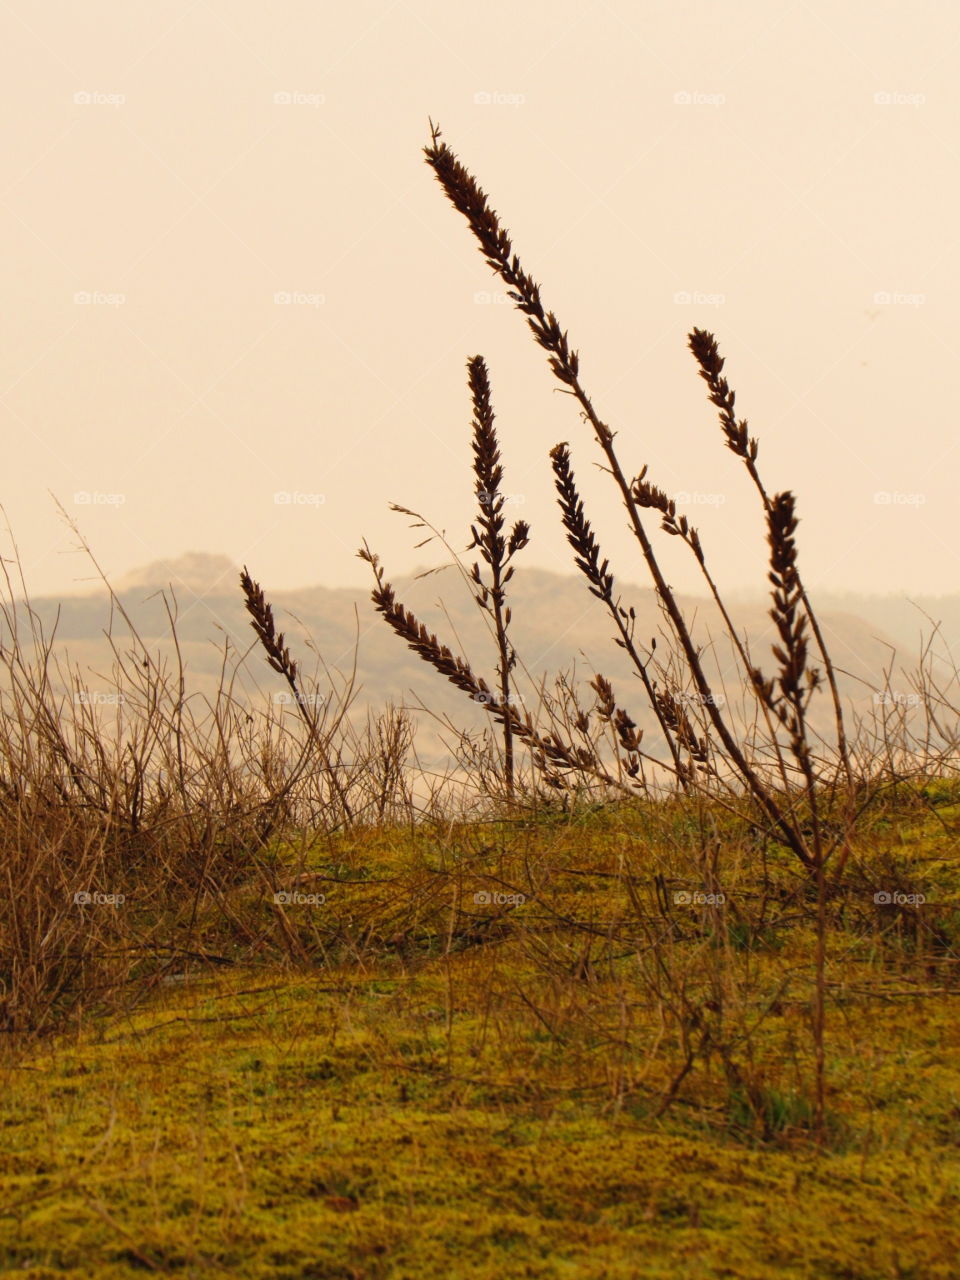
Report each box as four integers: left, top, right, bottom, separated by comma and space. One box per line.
2, 790, 959, 1278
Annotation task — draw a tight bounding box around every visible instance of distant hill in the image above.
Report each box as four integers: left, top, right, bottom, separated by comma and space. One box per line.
7, 554, 953, 771
728, 586, 960, 659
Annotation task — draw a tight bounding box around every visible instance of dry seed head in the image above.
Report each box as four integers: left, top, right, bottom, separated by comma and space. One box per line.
551, 443, 614, 603
240, 566, 298, 686
425, 126, 581, 389
688, 328, 758, 463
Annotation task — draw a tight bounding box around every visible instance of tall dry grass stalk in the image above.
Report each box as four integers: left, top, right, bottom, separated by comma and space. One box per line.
359, 354, 649, 803
419, 118, 864, 1136
687, 327, 852, 793
463, 354, 529, 796
240, 565, 355, 824
357, 543, 633, 799
422, 121, 835, 865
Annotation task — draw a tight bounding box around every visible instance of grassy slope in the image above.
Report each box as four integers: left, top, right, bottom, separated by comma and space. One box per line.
2, 796, 960, 1279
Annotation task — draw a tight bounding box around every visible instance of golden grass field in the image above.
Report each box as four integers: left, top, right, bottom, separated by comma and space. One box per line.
3, 789, 958, 1279
3, 121, 959, 1280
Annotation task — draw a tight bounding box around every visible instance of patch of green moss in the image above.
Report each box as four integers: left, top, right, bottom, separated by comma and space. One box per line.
3, 794, 960, 1276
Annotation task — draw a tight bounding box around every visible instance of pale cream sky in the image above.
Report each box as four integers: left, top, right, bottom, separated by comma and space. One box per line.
2, 0, 958, 602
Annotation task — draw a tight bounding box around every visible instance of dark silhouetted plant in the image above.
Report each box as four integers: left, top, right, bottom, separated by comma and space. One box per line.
358, 357, 639, 800
421, 119, 854, 1137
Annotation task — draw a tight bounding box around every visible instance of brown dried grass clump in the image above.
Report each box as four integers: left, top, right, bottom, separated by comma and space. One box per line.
353, 118, 870, 1135
420, 121, 838, 865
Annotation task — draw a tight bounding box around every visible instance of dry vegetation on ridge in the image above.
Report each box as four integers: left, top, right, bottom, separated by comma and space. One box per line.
1, 124, 959, 1278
